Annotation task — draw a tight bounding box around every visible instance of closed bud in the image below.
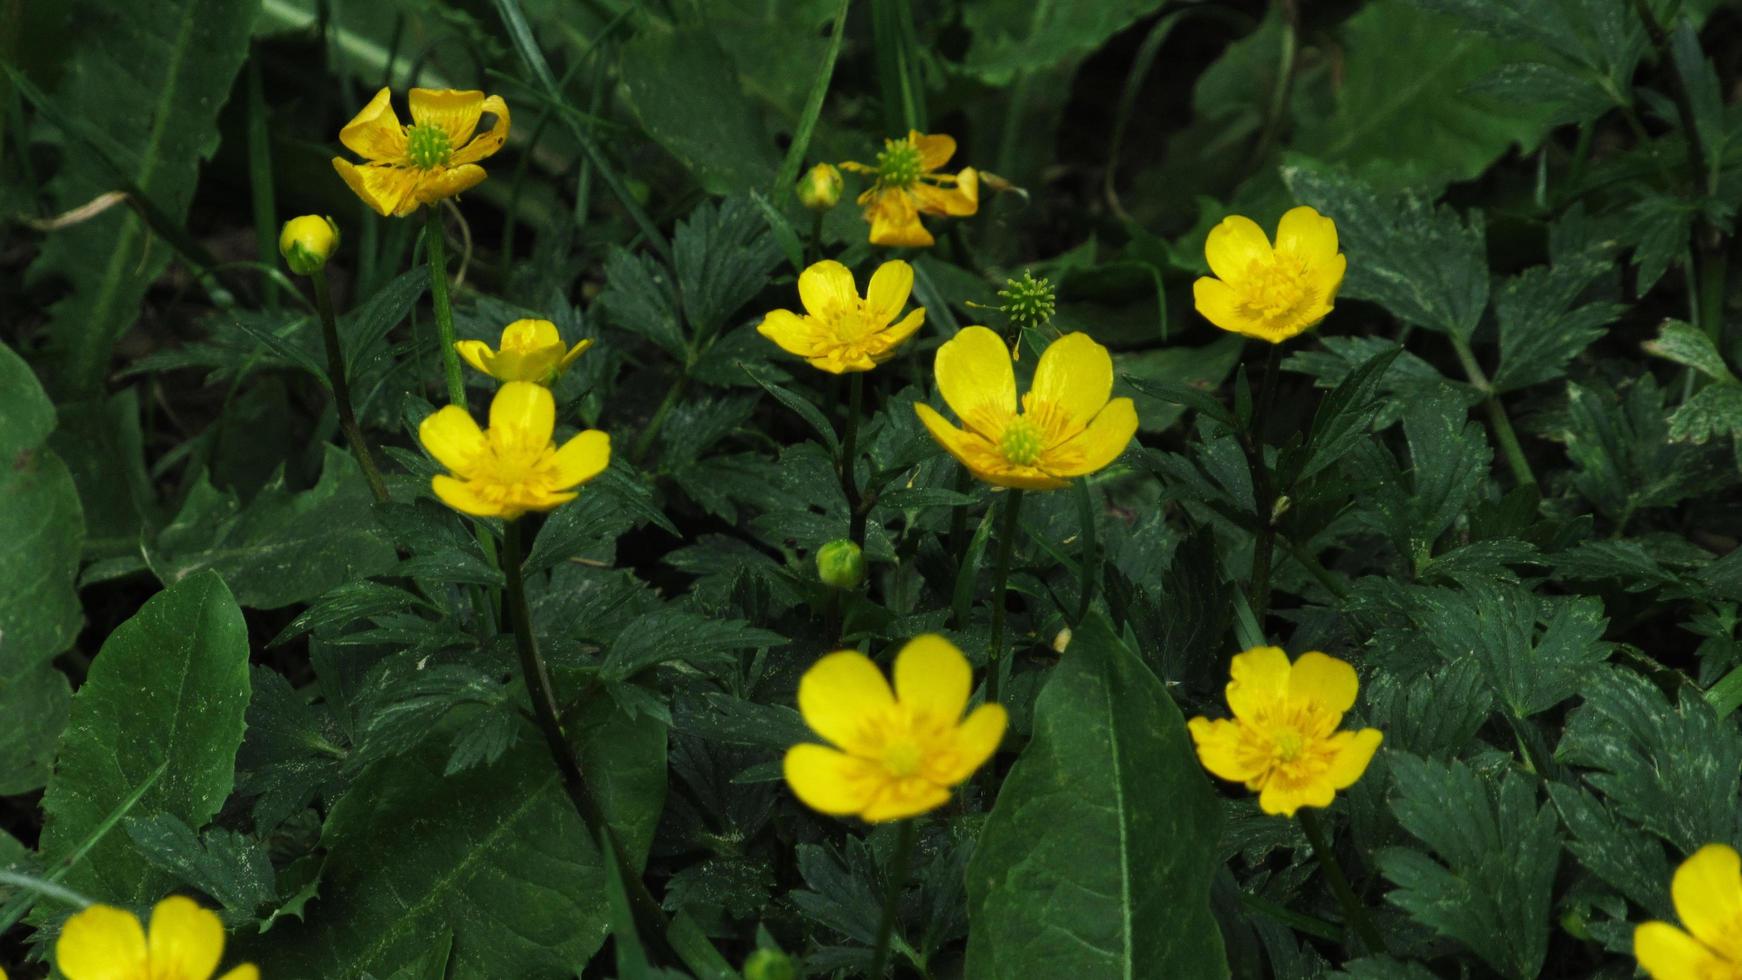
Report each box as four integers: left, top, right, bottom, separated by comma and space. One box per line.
815, 538, 864, 589
742, 949, 796, 980
796, 162, 843, 212
1053, 627, 1072, 653
279, 215, 339, 275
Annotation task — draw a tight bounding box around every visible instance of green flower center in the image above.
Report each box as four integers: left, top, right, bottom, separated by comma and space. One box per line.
876, 140, 924, 188
998, 271, 1057, 332
406, 124, 453, 170
1239, 257, 1314, 322
1000, 418, 1044, 466
1273, 729, 1305, 763
883, 739, 923, 777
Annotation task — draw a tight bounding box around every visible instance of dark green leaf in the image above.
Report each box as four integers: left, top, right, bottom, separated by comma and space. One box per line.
1409, 579, 1610, 718
618, 28, 780, 195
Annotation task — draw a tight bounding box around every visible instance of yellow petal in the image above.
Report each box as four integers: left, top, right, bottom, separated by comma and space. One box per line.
1288, 652, 1360, 718
1672, 844, 1742, 954
451, 94, 511, 166
864, 260, 914, 325
501, 318, 562, 351
1322, 728, 1383, 790
869, 308, 926, 359
758, 309, 823, 358
1188, 716, 1264, 783
861, 781, 953, 823
1193, 276, 1266, 340
558, 338, 593, 371
332, 159, 416, 219
147, 896, 225, 980
217, 967, 261, 980
893, 634, 971, 724
485, 348, 560, 383
1314, 253, 1348, 305
1273, 206, 1339, 265
798, 260, 859, 320
914, 402, 1006, 484
489, 381, 556, 450
797, 651, 896, 753
408, 88, 485, 147
912, 131, 956, 171
1029, 332, 1113, 438
1204, 214, 1274, 283
1226, 646, 1292, 721
432, 475, 506, 518
1634, 921, 1729, 980
56, 904, 148, 980
1044, 397, 1137, 478
1259, 777, 1333, 817
864, 190, 933, 247
338, 86, 406, 162
418, 405, 487, 476
409, 163, 488, 212
454, 340, 496, 377
784, 743, 881, 816
909, 176, 978, 217
934, 326, 1016, 438
942, 703, 1007, 784
550, 429, 610, 490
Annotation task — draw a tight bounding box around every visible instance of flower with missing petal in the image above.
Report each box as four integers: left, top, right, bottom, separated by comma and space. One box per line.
914, 326, 1137, 490
455, 319, 592, 385
757, 259, 926, 373
56, 896, 258, 980
1193, 206, 1345, 344
332, 87, 510, 218
1635, 844, 1742, 980
1187, 646, 1383, 817
840, 131, 978, 247
784, 635, 1006, 822
417, 381, 609, 519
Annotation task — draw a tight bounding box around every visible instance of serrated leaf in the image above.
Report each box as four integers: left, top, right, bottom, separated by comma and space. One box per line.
601, 247, 687, 359
1491, 261, 1624, 393
1116, 335, 1244, 433
599, 609, 785, 682
1553, 376, 1722, 522
673, 196, 781, 340
1281, 345, 1402, 485
1667, 383, 1742, 445
1410, 579, 1610, 718
1546, 783, 1673, 919
124, 813, 277, 916
1364, 660, 1493, 760
744, 364, 840, 457
1643, 320, 1735, 381
1359, 386, 1491, 568
234, 666, 347, 834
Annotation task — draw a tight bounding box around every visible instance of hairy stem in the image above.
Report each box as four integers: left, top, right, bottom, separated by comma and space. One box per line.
986, 489, 1024, 706
1297, 809, 1386, 955
311, 270, 389, 502
425, 207, 465, 405
869, 819, 919, 978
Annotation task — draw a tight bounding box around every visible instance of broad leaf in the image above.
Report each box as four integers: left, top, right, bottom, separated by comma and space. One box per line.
962, 0, 1165, 84
618, 28, 780, 196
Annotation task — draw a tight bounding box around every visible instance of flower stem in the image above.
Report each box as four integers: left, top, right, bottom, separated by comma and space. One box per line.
1245, 343, 1282, 626
842, 372, 867, 548
1297, 809, 1386, 955
986, 489, 1024, 706
424, 207, 465, 406
632, 372, 688, 466
310, 269, 389, 503
1072, 478, 1099, 626
868, 819, 919, 978
1448, 335, 1538, 491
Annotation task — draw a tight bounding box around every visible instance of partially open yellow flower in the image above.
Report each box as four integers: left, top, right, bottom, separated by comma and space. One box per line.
840, 131, 978, 247
455, 319, 591, 385
332, 87, 510, 217
914, 326, 1137, 490
1192, 206, 1345, 344
784, 634, 1006, 822
1635, 844, 1742, 979
417, 381, 609, 519
56, 896, 258, 980
757, 259, 925, 373
1188, 646, 1382, 817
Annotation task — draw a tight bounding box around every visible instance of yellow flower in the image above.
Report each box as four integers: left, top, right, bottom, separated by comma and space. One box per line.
454, 319, 591, 385
1187, 646, 1383, 817
417, 381, 609, 519
1635, 844, 1742, 980
757, 259, 926, 373
331, 87, 510, 218
914, 326, 1137, 490
797, 162, 844, 211
55, 896, 258, 980
784, 634, 1006, 822
840, 131, 978, 247
277, 215, 338, 275
1192, 206, 1346, 344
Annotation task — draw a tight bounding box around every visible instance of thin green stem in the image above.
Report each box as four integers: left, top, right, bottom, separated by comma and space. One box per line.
1449, 335, 1539, 491
425, 207, 465, 405
1246, 343, 1282, 626
948, 464, 972, 555
1072, 478, 1099, 625
245, 61, 277, 313
869, 820, 919, 978
632, 372, 688, 466
1698, 243, 1728, 346
1296, 809, 1386, 955
1279, 534, 1349, 601
986, 489, 1024, 706
311, 270, 389, 503
1241, 0, 1298, 178
842, 372, 866, 548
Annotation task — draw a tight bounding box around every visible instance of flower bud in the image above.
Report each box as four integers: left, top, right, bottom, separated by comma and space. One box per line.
815, 538, 865, 590
796, 162, 843, 212
743, 949, 796, 980
279, 215, 339, 275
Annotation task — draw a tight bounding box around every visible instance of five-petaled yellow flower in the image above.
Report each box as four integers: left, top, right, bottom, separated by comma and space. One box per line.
1193, 206, 1345, 344
1635, 843, 1742, 980
757, 259, 926, 373
1188, 646, 1382, 817
56, 896, 258, 980
332, 87, 510, 217
914, 326, 1137, 490
418, 381, 609, 519
784, 634, 1006, 822
840, 131, 978, 247
455, 319, 592, 385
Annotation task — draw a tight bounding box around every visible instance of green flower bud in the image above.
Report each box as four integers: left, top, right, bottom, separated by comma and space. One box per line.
816, 538, 865, 590
743, 949, 796, 980
797, 162, 844, 212
279, 215, 340, 275
997, 269, 1056, 334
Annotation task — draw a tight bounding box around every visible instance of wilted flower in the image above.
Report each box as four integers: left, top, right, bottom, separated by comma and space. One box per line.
332, 87, 510, 217
840, 131, 978, 247
56, 896, 258, 980
1634, 843, 1742, 980
757, 259, 925, 373
1188, 646, 1383, 817
278, 215, 338, 275
417, 381, 608, 519
455, 319, 591, 385
914, 327, 1137, 490
784, 634, 1006, 822
1193, 206, 1345, 344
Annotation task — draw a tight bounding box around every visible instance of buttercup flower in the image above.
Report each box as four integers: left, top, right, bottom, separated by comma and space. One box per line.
56, 896, 258, 980
455, 319, 591, 385
1193, 206, 1345, 343
757, 259, 925, 373
1188, 646, 1383, 817
278, 215, 338, 275
840, 131, 978, 247
914, 326, 1137, 490
418, 381, 609, 518
784, 634, 1006, 822
332, 87, 510, 217
1634, 843, 1742, 980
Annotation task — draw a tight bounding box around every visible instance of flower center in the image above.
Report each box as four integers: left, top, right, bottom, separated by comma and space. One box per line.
882, 739, 923, 777
876, 140, 924, 188
1000, 417, 1044, 466
405, 123, 453, 169
1238, 256, 1314, 322
1273, 729, 1305, 763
